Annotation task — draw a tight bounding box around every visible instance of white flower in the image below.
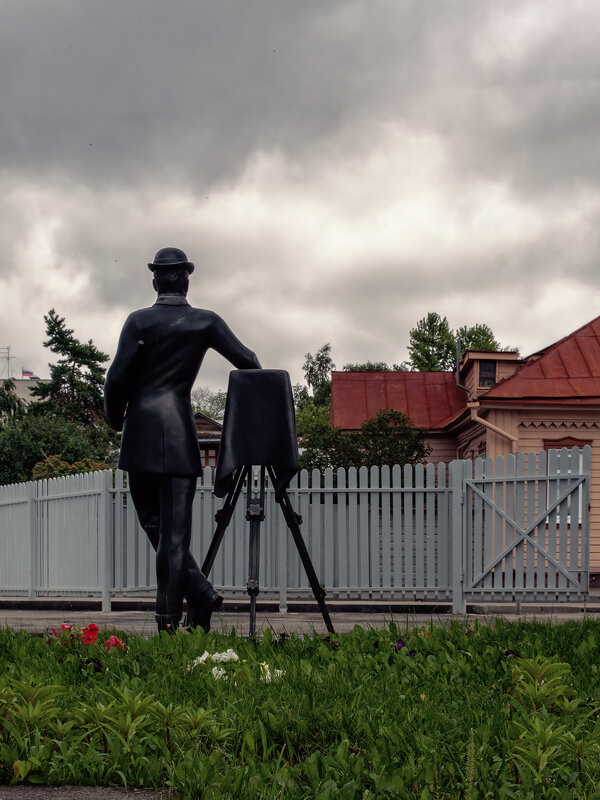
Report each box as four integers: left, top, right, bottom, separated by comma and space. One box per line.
259, 662, 284, 683
187, 650, 211, 671
211, 648, 239, 663
212, 666, 227, 680
187, 649, 239, 672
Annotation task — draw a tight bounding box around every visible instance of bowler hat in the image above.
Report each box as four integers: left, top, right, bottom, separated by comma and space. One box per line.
147, 247, 195, 273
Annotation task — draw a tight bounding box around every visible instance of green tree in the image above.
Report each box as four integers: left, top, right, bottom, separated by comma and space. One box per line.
298, 406, 430, 471
403, 313, 514, 371
292, 383, 310, 409
0, 415, 106, 485
0, 311, 119, 485
455, 323, 515, 357
191, 387, 228, 420
343, 361, 394, 372
405, 312, 456, 371
303, 343, 335, 407
0, 378, 25, 424
359, 409, 431, 467
29, 309, 109, 427
297, 402, 360, 472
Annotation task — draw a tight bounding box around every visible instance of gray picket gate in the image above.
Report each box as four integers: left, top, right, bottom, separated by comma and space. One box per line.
453, 447, 590, 612
0, 448, 590, 612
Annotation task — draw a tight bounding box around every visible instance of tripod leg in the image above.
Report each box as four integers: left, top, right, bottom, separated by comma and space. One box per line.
246, 467, 265, 637
247, 517, 261, 636
274, 482, 335, 634
201, 467, 249, 577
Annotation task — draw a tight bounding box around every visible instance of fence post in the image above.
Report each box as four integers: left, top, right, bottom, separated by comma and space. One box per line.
27, 481, 37, 600
99, 470, 113, 612
276, 472, 290, 613
450, 460, 466, 613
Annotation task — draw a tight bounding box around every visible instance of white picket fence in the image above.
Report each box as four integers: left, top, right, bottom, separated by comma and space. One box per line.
0, 448, 590, 612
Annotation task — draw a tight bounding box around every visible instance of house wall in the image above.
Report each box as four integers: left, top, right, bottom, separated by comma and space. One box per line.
426, 433, 459, 465
195, 418, 221, 435
496, 361, 520, 383
481, 408, 520, 461
462, 363, 478, 399
456, 422, 487, 461
516, 409, 600, 570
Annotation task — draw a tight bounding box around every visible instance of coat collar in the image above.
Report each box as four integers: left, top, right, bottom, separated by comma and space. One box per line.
154, 294, 190, 306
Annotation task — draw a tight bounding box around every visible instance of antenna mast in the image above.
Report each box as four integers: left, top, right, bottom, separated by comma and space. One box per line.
0, 346, 16, 379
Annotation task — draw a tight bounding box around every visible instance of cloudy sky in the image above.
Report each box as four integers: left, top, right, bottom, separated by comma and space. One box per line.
2, 0, 600, 391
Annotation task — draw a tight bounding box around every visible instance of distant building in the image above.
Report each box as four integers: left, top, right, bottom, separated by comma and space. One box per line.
194, 411, 223, 471
0, 378, 47, 404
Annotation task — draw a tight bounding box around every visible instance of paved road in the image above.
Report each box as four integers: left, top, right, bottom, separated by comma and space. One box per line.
2, 597, 600, 637
0, 789, 163, 800
1, 605, 440, 637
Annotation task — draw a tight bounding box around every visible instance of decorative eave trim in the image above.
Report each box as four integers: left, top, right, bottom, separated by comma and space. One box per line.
456, 423, 487, 450
480, 397, 600, 409
518, 420, 600, 431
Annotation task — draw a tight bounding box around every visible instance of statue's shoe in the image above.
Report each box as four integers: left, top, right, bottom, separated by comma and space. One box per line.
155, 614, 180, 635
185, 591, 223, 633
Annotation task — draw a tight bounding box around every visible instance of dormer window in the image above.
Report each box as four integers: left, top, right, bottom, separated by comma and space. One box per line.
478, 360, 496, 388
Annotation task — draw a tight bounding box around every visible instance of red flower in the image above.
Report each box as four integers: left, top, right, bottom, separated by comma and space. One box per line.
58, 623, 75, 640
82, 624, 99, 644
104, 635, 127, 651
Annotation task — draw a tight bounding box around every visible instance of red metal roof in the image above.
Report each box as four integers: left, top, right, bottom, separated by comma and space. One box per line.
330, 371, 467, 430
331, 315, 600, 432
482, 315, 600, 402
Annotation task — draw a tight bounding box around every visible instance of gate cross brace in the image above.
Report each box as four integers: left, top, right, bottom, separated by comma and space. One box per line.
467, 476, 585, 589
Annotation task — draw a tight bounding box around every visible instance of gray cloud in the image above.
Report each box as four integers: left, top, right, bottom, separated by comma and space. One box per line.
2, 0, 600, 391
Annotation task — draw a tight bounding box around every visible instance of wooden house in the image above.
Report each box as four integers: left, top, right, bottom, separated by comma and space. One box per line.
194, 412, 222, 471
330, 315, 600, 574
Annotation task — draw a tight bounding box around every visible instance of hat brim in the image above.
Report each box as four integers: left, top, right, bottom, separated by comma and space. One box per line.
148, 262, 195, 274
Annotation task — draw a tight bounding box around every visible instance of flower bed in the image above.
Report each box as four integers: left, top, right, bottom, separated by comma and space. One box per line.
2, 619, 600, 797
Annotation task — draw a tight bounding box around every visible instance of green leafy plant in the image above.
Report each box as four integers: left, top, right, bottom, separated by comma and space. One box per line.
2, 620, 600, 796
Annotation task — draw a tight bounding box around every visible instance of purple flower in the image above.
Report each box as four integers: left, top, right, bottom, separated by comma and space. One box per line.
395, 638, 406, 651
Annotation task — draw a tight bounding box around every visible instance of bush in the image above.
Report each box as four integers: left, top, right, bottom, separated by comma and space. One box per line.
32, 455, 111, 480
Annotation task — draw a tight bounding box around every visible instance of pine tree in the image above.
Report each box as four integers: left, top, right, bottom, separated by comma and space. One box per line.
29, 309, 109, 427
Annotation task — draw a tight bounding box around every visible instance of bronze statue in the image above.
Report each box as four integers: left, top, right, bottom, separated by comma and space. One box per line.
104, 247, 261, 633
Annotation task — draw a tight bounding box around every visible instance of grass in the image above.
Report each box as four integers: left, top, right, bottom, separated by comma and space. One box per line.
3, 618, 600, 798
